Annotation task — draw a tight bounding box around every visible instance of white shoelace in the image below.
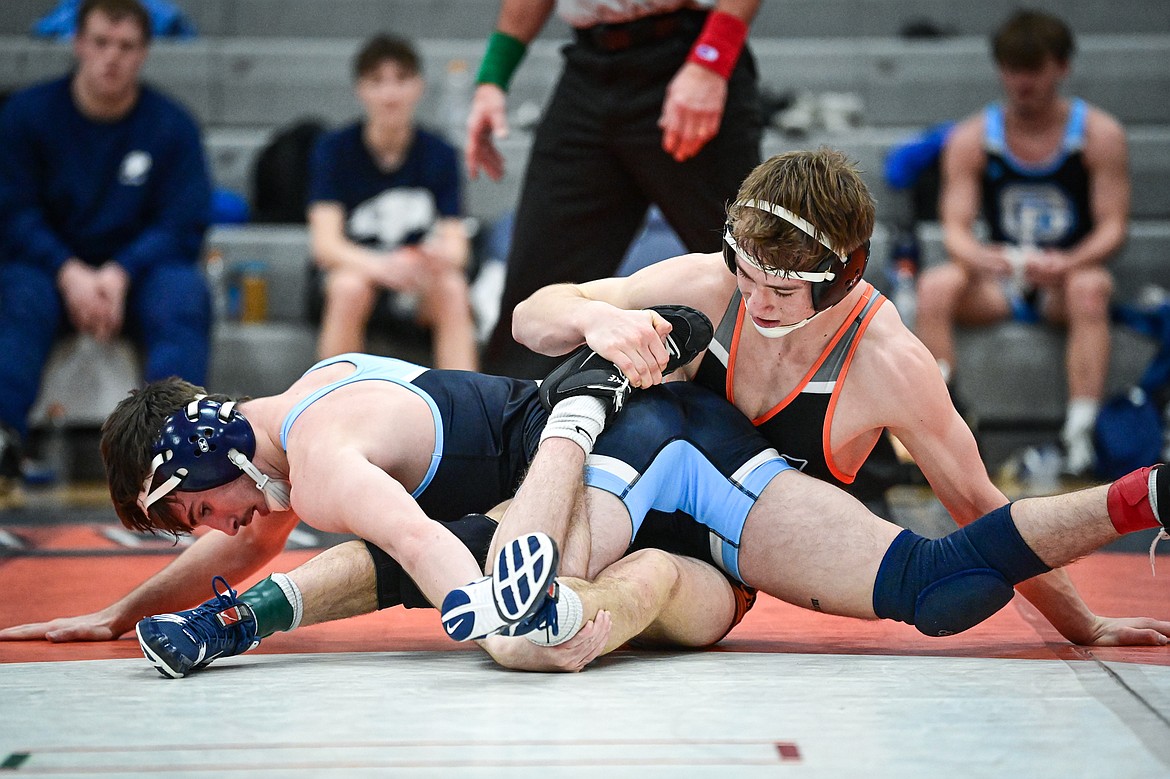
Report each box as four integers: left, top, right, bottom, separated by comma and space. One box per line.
1150, 530, 1169, 576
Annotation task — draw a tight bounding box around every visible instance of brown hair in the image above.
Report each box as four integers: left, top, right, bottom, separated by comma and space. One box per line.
78, 0, 152, 44
353, 34, 421, 81
101, 378, 235, 537
727, 148, 876, 274
992, 9, 1075, 70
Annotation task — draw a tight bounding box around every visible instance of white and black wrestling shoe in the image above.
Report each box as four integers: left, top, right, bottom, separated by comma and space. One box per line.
441, 532, 560, 642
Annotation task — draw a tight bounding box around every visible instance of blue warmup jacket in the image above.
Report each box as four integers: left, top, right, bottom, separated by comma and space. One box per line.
0, 75, 211, 280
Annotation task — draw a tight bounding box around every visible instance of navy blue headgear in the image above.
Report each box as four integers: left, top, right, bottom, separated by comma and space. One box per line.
138, 397, 256, 512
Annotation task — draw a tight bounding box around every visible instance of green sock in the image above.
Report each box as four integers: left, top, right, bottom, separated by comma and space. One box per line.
239, 575, 299, 638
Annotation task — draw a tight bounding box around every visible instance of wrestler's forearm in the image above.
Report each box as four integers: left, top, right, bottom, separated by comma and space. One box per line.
495, 0, 554, 43
1012, 569, 1102, 644
99, 524, 292, 634
512, 284, 605, 356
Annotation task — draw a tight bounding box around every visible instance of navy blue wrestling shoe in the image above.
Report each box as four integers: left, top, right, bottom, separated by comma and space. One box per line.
441, 532, 559, 642
136, 576, 260, 678
539, 304, 714, 418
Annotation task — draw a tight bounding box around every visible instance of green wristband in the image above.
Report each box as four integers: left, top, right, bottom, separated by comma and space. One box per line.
476, 30, 527, 91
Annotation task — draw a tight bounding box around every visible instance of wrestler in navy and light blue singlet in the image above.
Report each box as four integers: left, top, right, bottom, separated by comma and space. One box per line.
280, 354, 547, 522
280, 354, 790, 611
982, 98, 1093, 321
982, 98, 1093, 251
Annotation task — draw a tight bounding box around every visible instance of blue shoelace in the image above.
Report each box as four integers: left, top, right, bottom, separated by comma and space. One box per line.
510, 584, 559, 639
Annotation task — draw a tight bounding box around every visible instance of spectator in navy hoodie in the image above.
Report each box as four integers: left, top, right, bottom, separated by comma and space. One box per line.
0, 0, 212, 483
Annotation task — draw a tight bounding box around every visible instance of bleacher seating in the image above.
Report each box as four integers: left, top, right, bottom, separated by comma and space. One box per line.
3, 0, 1168, 467
204, 124, 1170, 226
7, 0, 1164, 40
6, 33, 1170, 130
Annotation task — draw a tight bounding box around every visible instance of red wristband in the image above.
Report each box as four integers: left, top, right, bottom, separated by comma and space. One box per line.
687, 10, 748, 80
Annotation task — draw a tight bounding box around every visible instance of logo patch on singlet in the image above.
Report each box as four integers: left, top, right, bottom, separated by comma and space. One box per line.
1000, 185, 1074, 245
779, 454, 810, 472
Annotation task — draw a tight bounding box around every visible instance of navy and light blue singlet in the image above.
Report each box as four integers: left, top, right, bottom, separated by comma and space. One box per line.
281, 354, 792, 589
279, 353, 547, 522
982, 98, 1093, 250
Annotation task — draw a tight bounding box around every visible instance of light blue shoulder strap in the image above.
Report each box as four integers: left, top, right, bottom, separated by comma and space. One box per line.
983, 103, 1006, 154
276, 354, 441, 498
1063, 98, 1088, 152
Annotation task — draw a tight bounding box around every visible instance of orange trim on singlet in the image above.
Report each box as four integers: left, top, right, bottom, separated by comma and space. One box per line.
823, 286, 887, 484
732, 283, 875, 427
725, 303, 746, 404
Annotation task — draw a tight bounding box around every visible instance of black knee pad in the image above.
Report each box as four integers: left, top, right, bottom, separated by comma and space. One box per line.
364, 512, 498, 610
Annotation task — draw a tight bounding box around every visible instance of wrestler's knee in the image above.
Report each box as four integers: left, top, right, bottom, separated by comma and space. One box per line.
324, 268, 377, 312
1064, 266, 1112, 319
909, 569, 1015, 637
916, 263, 968, 316
873, 531, 1016, 637
872, 505, 1047, 637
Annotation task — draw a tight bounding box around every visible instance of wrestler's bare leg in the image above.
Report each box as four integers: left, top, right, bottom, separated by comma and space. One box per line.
483, 549, 738, 672
738, 469, 902, 620
486, 437, 591, 578
739, 470, 1146, 621
1008, 486, 1117, 566
285, 540, 379, 627
564, 549, 739, 653
507, 487, 736, 653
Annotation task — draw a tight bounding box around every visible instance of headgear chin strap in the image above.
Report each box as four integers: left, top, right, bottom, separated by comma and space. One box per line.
227, 450, 292, 511
749, 309, 827, 339
723, 199, 869, 312
137, 397, 290, 516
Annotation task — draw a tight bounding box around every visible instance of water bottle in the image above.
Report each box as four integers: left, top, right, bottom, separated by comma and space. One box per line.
205, 249, 228, 322
238, 261, 270, 324
1005, 205, 1037, 321
1003, 246, 1030, 320
441, 58, 472, 146
888, 230, 920, 329
42, 402, 71, 486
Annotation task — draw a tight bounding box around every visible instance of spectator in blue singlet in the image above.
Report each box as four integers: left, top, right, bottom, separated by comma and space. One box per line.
915, 9, 1130, 476
0, 0, 212, 485
307, 34, 478, 371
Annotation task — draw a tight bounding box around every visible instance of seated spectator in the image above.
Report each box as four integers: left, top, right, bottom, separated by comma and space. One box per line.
307, 34, 478, 370
0, 0, 212, 485
915, 9, 1129, 476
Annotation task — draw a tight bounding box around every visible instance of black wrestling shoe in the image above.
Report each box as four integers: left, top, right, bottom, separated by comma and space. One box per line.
649, 304, 715, 375
539, 304, 713, 418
